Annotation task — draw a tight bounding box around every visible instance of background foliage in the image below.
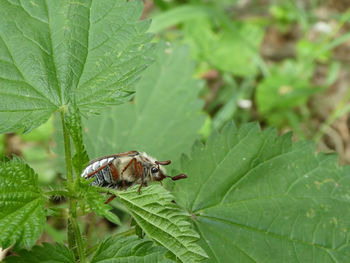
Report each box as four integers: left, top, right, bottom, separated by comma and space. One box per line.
83, 43, 205, 165
1, 0, 350, 262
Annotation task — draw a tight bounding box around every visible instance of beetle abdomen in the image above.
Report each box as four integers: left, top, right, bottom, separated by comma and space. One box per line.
81, 157, 116, 187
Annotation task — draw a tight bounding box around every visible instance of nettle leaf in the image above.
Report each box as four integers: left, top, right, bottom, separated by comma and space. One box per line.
5, 242, 75, 263
81, 183, 121, 225
0, 0, 153, 133
83, 44, 205, 166
108, 185, 208, 262
0, 158, 46, 250
91, 235, 173, 263
172, 122, 350, 262
65, 103, 89, 175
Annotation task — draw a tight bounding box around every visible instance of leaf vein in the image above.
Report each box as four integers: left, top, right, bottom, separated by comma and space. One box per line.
0, 35, 57, 106
79, 23, 138, 88
200, 214, 342, 252
44, 0, 62, 104
7, 0, 48, 24
13, 22, 50, 55
75, 0, 92, 89
191, 128, 255, 210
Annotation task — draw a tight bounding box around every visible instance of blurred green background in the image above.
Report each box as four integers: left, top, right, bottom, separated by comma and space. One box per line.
1, 0, 350, 244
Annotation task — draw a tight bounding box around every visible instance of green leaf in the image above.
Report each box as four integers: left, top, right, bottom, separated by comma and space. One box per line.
83, 44, 205, 166
0, 158, 46, 250
91, 235, 173, 263
0, 0, 153, 133
65, 103, 89, 175
183, 18, 263, 77
149, 5, 214, 33
5, 242, 75, 263
172, 122, 350, 262
256, 60, 319, 127
80, 183, 121, 225
108, 185, 208, 263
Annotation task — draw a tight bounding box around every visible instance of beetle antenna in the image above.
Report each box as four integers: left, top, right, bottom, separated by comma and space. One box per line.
165, 174, 187, 181
155, 160, 171, 165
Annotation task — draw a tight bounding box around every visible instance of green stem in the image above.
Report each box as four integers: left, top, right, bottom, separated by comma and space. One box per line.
112, 228, 136, 238
61, 110, 74, 185
86, 228, 136, 257
44, 190, 75, 198
70, 217, 86, 262
314, 89, 350, 143
60, 110, 86, 263
93, 186, 111, 193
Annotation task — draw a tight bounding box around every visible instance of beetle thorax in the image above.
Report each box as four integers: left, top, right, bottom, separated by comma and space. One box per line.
111, 152, 166, 182
138, 152, 167, 181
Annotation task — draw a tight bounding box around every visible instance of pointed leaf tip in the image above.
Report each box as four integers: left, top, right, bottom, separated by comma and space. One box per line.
0, 159, 46, 250
111, 185, 208, 262
173, 122, 350, 262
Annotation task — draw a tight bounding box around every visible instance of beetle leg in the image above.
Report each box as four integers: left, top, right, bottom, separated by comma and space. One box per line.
137, 162, 144, 193
139, 162, 144, 180
86, 162, 110, 178
132, 161, 142, 194
108, 162, 119, 181
133, 159, 138, 178
137, 184, 142, 193
104, 195, 116, 204
121, 158, 137, 175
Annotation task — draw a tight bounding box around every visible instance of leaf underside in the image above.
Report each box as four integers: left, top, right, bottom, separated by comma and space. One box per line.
65, 103, 90, 175
0, 158, 46, 250
0, 0, 153, 133
81, 183, 121, 225
6, 230, 174, 263
5, 242, 75, 263
110, 185, 208, 263
83, 43, 205, 168
172, 122, 350, 262
91, 235, 173, 263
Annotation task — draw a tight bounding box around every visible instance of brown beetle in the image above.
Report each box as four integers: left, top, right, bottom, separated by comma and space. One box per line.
81, 151, 187, 203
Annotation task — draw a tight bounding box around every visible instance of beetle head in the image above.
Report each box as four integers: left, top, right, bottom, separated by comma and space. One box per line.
151, 160, 187, 182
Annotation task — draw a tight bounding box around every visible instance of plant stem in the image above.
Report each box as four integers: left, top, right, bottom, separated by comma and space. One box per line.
44, 190, 74, 197
61, 110, 74, 185
70, 217, 86, 262
314, 89, 350, 143
112, 227, 136, 238
60, 110, 86, 263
